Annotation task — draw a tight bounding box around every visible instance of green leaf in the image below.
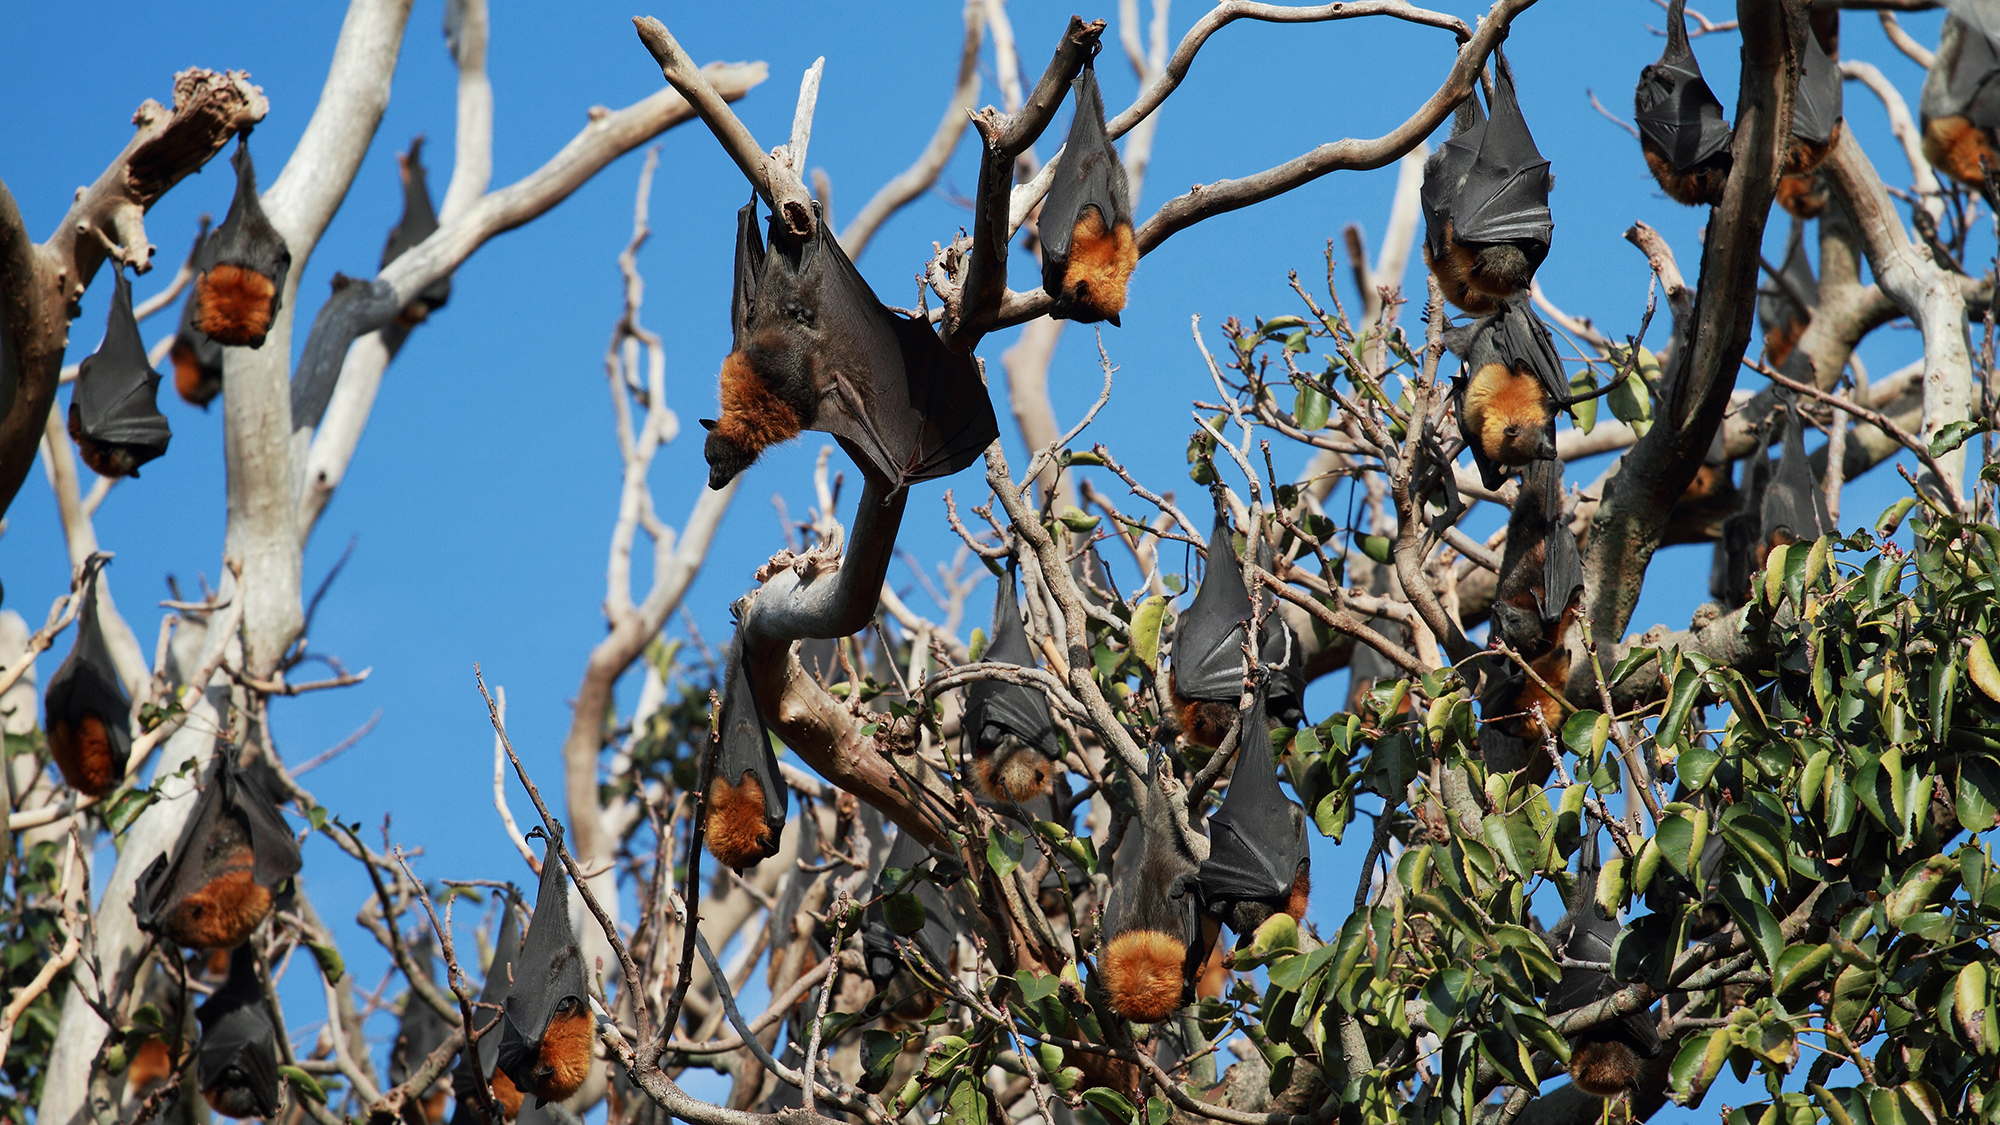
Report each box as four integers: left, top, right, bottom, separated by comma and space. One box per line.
99, 785, 158, 836
1720, 869, 1784, 970
944, 1075, 989, 1125
1654, 810, 1698, 879
1130, 596, 1170, 671
1058, 507, 1101, 533
1957, 757, 2000, 832
1147, 1096, 1172, 1125
1679, 746, 1721, 792
924, 1035, 972, 1077
308, 941, 344, 985
1082, 1089, 1136, 1121
1772, 943, 1833, 995
1929, 418, 1990, 457
1718, 804, 1789, 890
884, 893, 928, 936
1878, 496, 1919, 536
1359, 535, 1393, 565
986, 829, 1024, 879
1606, 645, 1660, 686
1237, 912, 1300, 967
1568, 366, 1599, 433
280, 1066, 327, 1103
1015, 970, 1058, 1004
859, 1030, 904, 1094
1884, 854, 1956, 929
1606, 349, 1655, 435
1657, 666, 1703, 750
1294, 380, 1330, 431
1035, 820, 1098, 872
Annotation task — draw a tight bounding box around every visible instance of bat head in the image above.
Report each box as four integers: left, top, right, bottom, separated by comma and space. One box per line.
963, 566, 1062, 781
196, 945, 282, 1119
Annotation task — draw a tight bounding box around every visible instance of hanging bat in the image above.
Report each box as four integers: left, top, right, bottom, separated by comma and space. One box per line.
1195, 689, 1310, 940
1482, 459, 1582, 759
1757, 221, 1817, 368
1097, 751, 1208, 1023
701, 199, 999, 492
1041, 56, 1138, 326
963, 563, 1062, 801
1254, 536, 1308, 729
69, 267, 172, 479
388, 931, 455, 1125
1168, 504, 1253, 751
197, 944, 282, 1118
496, 826, 595, 1108
134, 744, 302, 951
1922, 11, 2000, 192
189, 135, 292, 349
382, 136, 452, 324
451, 890, 524, 1125
1710, 431, 1773, 609
1782, 25, 1844, 181
43, 556, 131, 797
1447, 295, 1577, 490
861, 828, 960, 1026
1761, 398, 1833, 556
1548, 817, 1660, 1097
704, 634, 787, 870
1634, 0, 1734, 206
1421, 48, 1555, 315
170, 221, 225, 408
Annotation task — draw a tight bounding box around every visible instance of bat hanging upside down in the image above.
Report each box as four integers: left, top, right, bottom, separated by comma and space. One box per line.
703, 633, 788, 870
1421, 46, 1555, 314
188, 134, 291, 349
1041, 55, 1139, 325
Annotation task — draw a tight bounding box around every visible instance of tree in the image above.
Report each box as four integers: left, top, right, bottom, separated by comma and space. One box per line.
0, 1, 1997, 1125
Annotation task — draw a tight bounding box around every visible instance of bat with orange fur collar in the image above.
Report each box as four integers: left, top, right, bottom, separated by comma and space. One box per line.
1167, 500, 1253, 749
1634, 0, 1733, 206
134, 744, 301, 952
197, 944, 282, 1119
1040, 55, 1137, 326
963, 562, 1062, 802
70, 268, 172, 479
1446, 295, 1572, 491
703, 633, 787, 870
43, 556, 132, 797
1097, 750, 1207, 1024
496, 826, 596, 1108
450, 889, 523, 1125
1421, 48, 1554, 315
189, 135, 291, 349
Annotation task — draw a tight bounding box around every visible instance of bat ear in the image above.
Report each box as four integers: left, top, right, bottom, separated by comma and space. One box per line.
700, 418, 717, 431
1105, 311, 1122, 328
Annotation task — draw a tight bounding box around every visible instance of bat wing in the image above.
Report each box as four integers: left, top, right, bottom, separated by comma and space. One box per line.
389, 933, 453, 1087
1497, 296, 1567, 404
1763, 402, 1831, 541
872, 830, 958, 974
74, 271, 173, 454
1528, 460, 1583, 627
1790, 31, 1843, 145
497, 831, 589, 1091
1253, 538, 1307, 727
715, 634, 787, 841
1756, 223, 1818, 335
1711, 442, 1772, 607
1172, 510, 1253, 702
963, 570, 1060, 757
196, 945, 283, 1118
1039, 60, 1132, 292
731, 198, 765, 352
449, 889, 522, 1104
44, 560, 132, 769
1196, 693, 1308, 907
230, 754, 303, 890
201, 137, 293, 304
1421, 96, 1486, 262
1634, 0, 1733, 170
1453, 55, 1554, 252
381, 137, 442, 267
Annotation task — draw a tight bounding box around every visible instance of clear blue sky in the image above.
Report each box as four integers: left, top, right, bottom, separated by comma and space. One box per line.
0, 1, 1948, 1117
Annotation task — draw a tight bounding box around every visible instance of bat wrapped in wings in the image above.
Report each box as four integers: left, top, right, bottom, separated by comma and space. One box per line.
861, 828, 960, 1022
43, 556, 131, 797
704, 633, 787, 870
1480, 458, 1583, 768
451, 889, 523, 1124
70, 267, 172, 479
702, 200, 999, 492
1195, 688, 1310, 941
1761, 397, 1833, 551
196, 944, 282, 1118
1041, 55, 1138, 326
1097, 751, 1209, 1023
1634, 0, 1734, 206
1168, 504, 1254, 750
382, 136, 452, 324
963, 563, 1062, 801
388, 931, 455, 1124
1757, 221, 1817, 367
1923, 4, 2000, 191
1548, 817, 1660, 1097
1421, 48, 1554, 314
1778, 21, 1843, 203
170, 221, 226, 408
134, 745, 301, 951
1253, 536, 1307, 729
189, 135, 292, 348
1447, 294, 1584, 490
1710, 424, 1773, 609
495, 826, 595, 1109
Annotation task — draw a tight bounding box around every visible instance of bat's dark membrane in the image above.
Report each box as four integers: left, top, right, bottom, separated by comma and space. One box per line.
1710, 428, 1773, 609
1040, 59, 1138, 326
1761, 400, 1833, 554
1168, 507, 1253, 749
704, 633, 787, 870
1757, 221, 1817, 367
171, 224, 225, 408
190, 136, 291, 348
496, 828, 595, 1108
1447, 295, 1566, 490
1098, 755, 1207, 1022
1421, 49, 1554, 314
702, 200, 999, 492
69, 268, 172, 479
861, 828, 959, 1024
1783, 26, 1844, 177
197, 945, 282, 1118
389, 932, 455, 1122
43, 557, 131, 796
1549, 822, 1659, 1096
1923, 13, 2000, 189
1480, 459, 1581, 768
382, 136, 451, 324
964, 566, 1062, 801
450, 891, 523, 1125
1634, 0, 1734, 206
1195, 690, 1310, 940
1254, 537, 1307, 728
134, 746, 301, 951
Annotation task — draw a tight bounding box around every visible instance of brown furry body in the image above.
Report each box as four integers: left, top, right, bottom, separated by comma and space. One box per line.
1781, 122, 1839, 178
705, 350, 807, 489
1764, 314, 1808, 367
49, 713, 118, 796
1640, 139, 1729, 207
1775, 172, 1828, 218
490, 1068, 526, 1119
1569, 1039, 1643, 1097
1285, 865, 1311, 921
705, 773, 778, 869
1463, 362, 1555, 466
167, 865, 273, 951
172, 340, 222, 407
126, 1037, 173, 1091
1101, 930, 1188, 1022
68, 404, 147, 480
205, 1084, 266, 1119
416, 1089, 449, 1125
1167, 670, 1237, 750
525, 1007, 594, 1103
1925, 115, 2000, 189
971, 744, 1056, 801
1059, 209, 1138, 323
1426, 221, 1535, 314
191, 264, 278, 348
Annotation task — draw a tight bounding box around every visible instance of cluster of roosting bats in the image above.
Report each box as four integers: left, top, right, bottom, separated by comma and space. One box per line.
59, 3, 2000, 1118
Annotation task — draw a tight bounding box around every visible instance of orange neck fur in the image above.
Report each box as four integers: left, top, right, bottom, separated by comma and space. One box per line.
530, 1008, 595, 1102
1061, 209, 1138, 322
1100, 929, 1188, 1022
712, 351, 804, 456
705, 771, 778, 869
192, 264, 278, 348
49, 712, 119, 797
